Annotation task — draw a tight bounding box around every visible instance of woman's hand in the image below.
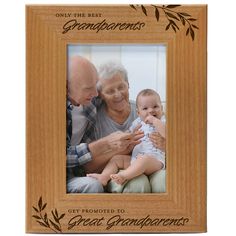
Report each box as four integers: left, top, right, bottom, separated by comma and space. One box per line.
120, 124, 144, 155
130, 123, 144, 145
149, 132, 166, 152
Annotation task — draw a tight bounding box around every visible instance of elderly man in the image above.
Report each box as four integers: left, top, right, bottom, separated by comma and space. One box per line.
67, 56, 142, 193
69, 59, 166, 193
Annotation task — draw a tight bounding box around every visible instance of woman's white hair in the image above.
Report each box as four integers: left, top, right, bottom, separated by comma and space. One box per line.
97, 61, 129, 91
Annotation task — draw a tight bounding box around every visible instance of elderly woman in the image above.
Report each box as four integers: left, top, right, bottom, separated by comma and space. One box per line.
85, 61, 166, 193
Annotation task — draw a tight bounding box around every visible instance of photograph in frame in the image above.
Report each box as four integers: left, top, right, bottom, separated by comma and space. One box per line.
67, 44, 167, 194
26, 4, 207, 233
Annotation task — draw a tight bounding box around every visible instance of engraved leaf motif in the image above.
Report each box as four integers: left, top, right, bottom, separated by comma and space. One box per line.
141, 5, 147, 16
42, 203, 47, 211
166, 4, 181, 8
192, 25, 199, 29
44, 213, 48, 223
188, 18, 197, 21
129, 4, 198, 41
165, 23, 171, 31
180, 12, 191, 17
179, 16, 185, 26
166, 12, 180, 21
36, 220, 48, 228
171, 24, 176, 32
186, 28, 190, 35
190, 27, 195, 40
49, 220, 61, 232
32, 196, 66, 233
32, 215, 41, 220
33, 206, 39, 213
59, 213, 65, 220
38, 196, 42, 211
52, 210, 60, 223
130, 5, 137, 10
155, 7, 159, 21
55, 209, 59, 218
170, 20, 179, 30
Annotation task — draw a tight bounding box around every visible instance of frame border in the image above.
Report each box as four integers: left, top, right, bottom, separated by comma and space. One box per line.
26, 4, 207, 233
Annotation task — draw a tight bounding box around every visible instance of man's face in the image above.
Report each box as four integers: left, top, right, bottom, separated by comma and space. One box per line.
68, 60, 98, 106
137, 94, 163, 121
73, 76, 98, 105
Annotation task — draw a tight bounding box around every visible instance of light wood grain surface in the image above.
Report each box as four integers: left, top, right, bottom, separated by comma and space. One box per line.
26, 5, 207, 233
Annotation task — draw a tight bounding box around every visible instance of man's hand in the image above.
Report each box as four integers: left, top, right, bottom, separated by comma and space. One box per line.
106, 131, 132, 151
106, 128, 144, 153
119, 124, 144, 155
86, 126, 144, 173
130, 123, 144, 145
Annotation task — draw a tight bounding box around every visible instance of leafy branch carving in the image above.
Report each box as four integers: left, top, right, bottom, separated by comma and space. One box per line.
32, 196, 65, 233
130, 4, 199, 41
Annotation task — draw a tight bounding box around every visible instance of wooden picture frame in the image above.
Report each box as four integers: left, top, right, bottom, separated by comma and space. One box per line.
26, 4, 207, 233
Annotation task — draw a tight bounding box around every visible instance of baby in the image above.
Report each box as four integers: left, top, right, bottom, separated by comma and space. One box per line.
88, 89, 166, 185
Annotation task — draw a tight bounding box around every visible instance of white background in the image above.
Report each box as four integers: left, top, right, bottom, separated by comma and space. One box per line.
1, 0, 236, 236
68, 44, 166, 102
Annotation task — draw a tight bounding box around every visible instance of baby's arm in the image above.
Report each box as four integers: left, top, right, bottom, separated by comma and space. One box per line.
145, 115, 166, 138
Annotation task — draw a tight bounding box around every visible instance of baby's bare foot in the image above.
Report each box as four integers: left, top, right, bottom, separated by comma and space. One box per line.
110, 173, 127, 185
87, 173, 108, 186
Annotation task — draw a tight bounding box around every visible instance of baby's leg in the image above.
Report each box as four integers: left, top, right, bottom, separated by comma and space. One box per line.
111, 155, 163, 185
87, 155, 131, 186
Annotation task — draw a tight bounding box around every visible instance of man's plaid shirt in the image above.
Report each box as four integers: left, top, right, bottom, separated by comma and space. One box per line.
66, 98, 99, 177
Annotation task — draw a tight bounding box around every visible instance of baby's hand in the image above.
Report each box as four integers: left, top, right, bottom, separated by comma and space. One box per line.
145, 115, 158, 125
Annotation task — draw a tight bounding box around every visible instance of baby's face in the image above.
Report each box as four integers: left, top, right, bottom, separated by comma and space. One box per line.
137, 94, 163, 121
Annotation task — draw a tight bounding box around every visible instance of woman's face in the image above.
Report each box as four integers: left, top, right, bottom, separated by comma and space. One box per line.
99, 73, 129, 112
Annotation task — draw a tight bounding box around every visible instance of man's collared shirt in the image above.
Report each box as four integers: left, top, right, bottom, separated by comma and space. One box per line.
66, 98, 101, 177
